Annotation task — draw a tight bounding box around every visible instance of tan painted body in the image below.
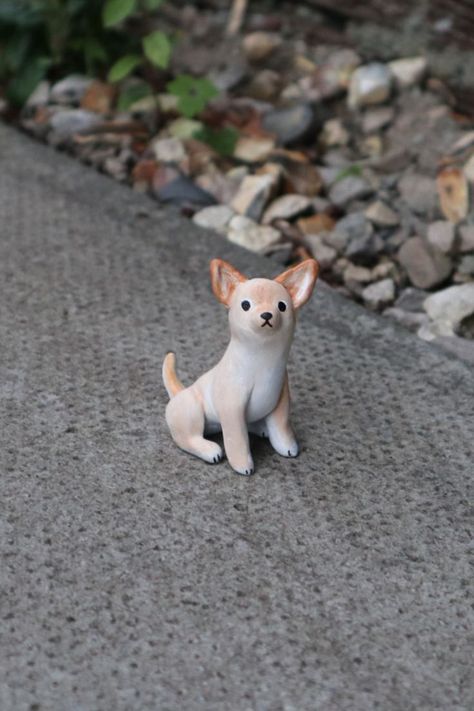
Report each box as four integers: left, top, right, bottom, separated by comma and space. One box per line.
162, 259, 319, 475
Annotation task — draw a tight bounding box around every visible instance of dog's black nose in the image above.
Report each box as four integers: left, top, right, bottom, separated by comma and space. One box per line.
260, 312, 273, 321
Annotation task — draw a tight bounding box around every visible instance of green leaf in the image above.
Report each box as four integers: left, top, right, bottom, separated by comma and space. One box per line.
6, 57, 50, 106
142, 31, 171, 69
103, 0, 136, 27
195, 126, 239, 156
166, 74, 218, 118
334, 164, 362, 182
143, 0, 165, 9
108, 54, 142, 82
117, 82, 153, 110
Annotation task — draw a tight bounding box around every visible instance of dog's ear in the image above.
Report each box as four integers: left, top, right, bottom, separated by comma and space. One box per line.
210, 259, 247, 306
275, 259, 319, 309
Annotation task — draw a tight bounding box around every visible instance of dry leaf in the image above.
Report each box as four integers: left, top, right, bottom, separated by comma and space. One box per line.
436, 167, 469, 224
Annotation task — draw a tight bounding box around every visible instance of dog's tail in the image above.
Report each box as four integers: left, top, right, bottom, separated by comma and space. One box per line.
162, 352, 185, 399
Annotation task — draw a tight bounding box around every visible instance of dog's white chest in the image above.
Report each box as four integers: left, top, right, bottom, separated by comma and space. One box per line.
246, 361, 286, 423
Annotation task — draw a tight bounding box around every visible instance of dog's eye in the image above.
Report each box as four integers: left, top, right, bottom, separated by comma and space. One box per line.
278, 301, 287, 312
241, 300, 251, 311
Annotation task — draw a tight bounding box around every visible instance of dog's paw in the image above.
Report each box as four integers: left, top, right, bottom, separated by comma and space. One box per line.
272, 439, 299, 458
202, 443, 224, 464
229, 457, 255, 477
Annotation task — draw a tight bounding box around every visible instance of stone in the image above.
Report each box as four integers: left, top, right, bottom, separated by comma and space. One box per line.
436, 167, 469, 224
297, 214, 336, 235
427, 221, 456, 254
361, 107, 394, 134
192, 205, 234, 235
362, 278, 396, 310
152, 137, 186, 164
328, 212, 371, 255
25, 80, 50, 108
398, 174, 437, 215
388, 57, 427, 88
49, 109, 101, 139
348, 63, 392, 109
246, 69, 281, 101
371, 259, 398, 281
320, 119, 349, 148
50, 75, 92, 105
242, 32, 282, 62
262, 194, 312, 224
344, 262, 373, 284
304, 235, 338, 269
80, 80, 115, 114
282, 160, 323, 196
226, 215, 280, 252
463, 153, 474, 182
423, 283, 474, 337
398, 237, 452, 289
156, 176, 216, 207
329, 176, 373, 207
209, 61, 248, 92
457, 254, 474, 275
434, 336, 474, 365
365, 200, 399, 227
395, 287, 429, 312
262, 104, 316, 146
230, 174, 275, 221
384, 307, 429, 332
458, 225, 474, 253
233, 136, 275, 162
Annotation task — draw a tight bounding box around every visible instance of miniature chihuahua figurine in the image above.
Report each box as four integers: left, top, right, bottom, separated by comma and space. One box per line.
163, 258, 319, 475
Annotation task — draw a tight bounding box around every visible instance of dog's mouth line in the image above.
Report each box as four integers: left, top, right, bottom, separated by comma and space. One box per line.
261, 321, 273, 328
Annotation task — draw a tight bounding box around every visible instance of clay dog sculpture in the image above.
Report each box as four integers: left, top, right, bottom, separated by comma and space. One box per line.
163, 258, 319, 475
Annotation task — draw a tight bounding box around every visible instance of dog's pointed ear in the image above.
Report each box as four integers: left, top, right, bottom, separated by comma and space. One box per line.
210, 259, 247, 306
275, 259, 319, 309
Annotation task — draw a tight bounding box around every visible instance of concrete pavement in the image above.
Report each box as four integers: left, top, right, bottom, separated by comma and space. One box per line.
0, 124, 473, 710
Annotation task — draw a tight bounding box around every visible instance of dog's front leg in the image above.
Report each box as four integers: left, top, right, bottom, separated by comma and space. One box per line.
219, 402, 254, 476
265, 372, 299, 458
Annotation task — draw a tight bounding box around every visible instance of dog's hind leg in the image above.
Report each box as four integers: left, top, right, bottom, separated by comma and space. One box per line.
165, 388, 223, 464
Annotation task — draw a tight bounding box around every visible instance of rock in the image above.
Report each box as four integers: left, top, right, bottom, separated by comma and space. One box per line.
304, 235, 337, 269
371, 259, 398, 281
281, 160, 323, 196
398, 174, 437, 215
103, 156, 127, 181
233, 136, 275, 162
384, 307, 429, 332
348, 63, 392, 109
192, 205, 234, 235
242, 32, 282, 62
423, 283, 474, 337
436, 167, 469, 224
230, 174, 275, 221
433, 336, 474, 365
246, 70, 281, 101
388, 57, 427, 88
49, 109, 101, 139
156, 176, 216, 207
297, 214, 336, 235
80, 81, 115, 114
361, 107, 394, 134
25, 81, 50, 109
395, 287, 429, 312
458, 225, 474, 253
152, 137, 186, 164
262, 104, 316, 146
463, 153, 474, 182
344, 262, 373, 295
398, 236, 452, 289
51, 75, 92, 105
329, 176, 373, 207
328, 212, 371, 255
209, 61, 248, 92
262, 194, 312, 224
227, 215, 280, 253
458, 254, 474, 275
427, 221, 456, 253
365, 200, 399, 227
362, 278, 396, 310
320, 119, 349, 148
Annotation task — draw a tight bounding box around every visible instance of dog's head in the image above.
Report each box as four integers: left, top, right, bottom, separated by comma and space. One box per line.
210, 258, 319, 343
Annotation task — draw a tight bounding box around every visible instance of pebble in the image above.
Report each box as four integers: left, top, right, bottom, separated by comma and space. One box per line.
157, 176, 216, 207
49, 109, 101, 138
25, 81, 50, 109
320, 119, 349, 148
193, 205, 234, 234
233, 136, 275, 162
246, 70, 281, 101
226, 215, 280, 252
395, 287, 428, 312
230, 174, 275, 221
153, 137, 186, 163
388, 57, 427, 88
262, 194, 312, 224
348, 63, 392, 109
458, 254, 474, 275
327, 212, 371, 254
328, 176, 373, 207
458, 225, 474, 253
384, 307, 429, 332
398, 173, 437, 215
398, 236, 453, 289
262, 104, 316, 146
362, 278, 396, 310
297, 213, 336, 235
426, 221, 456, 253
361, 107, 394, 134
304, 235, 338, 269
423, 283, 474, 337
51, 75, 92, 105
242, 32, 282, 62
365, 200, 399, 227
344, 263, 373, 284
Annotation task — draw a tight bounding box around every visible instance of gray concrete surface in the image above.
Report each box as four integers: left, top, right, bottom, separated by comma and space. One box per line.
0, 123, 473, 711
